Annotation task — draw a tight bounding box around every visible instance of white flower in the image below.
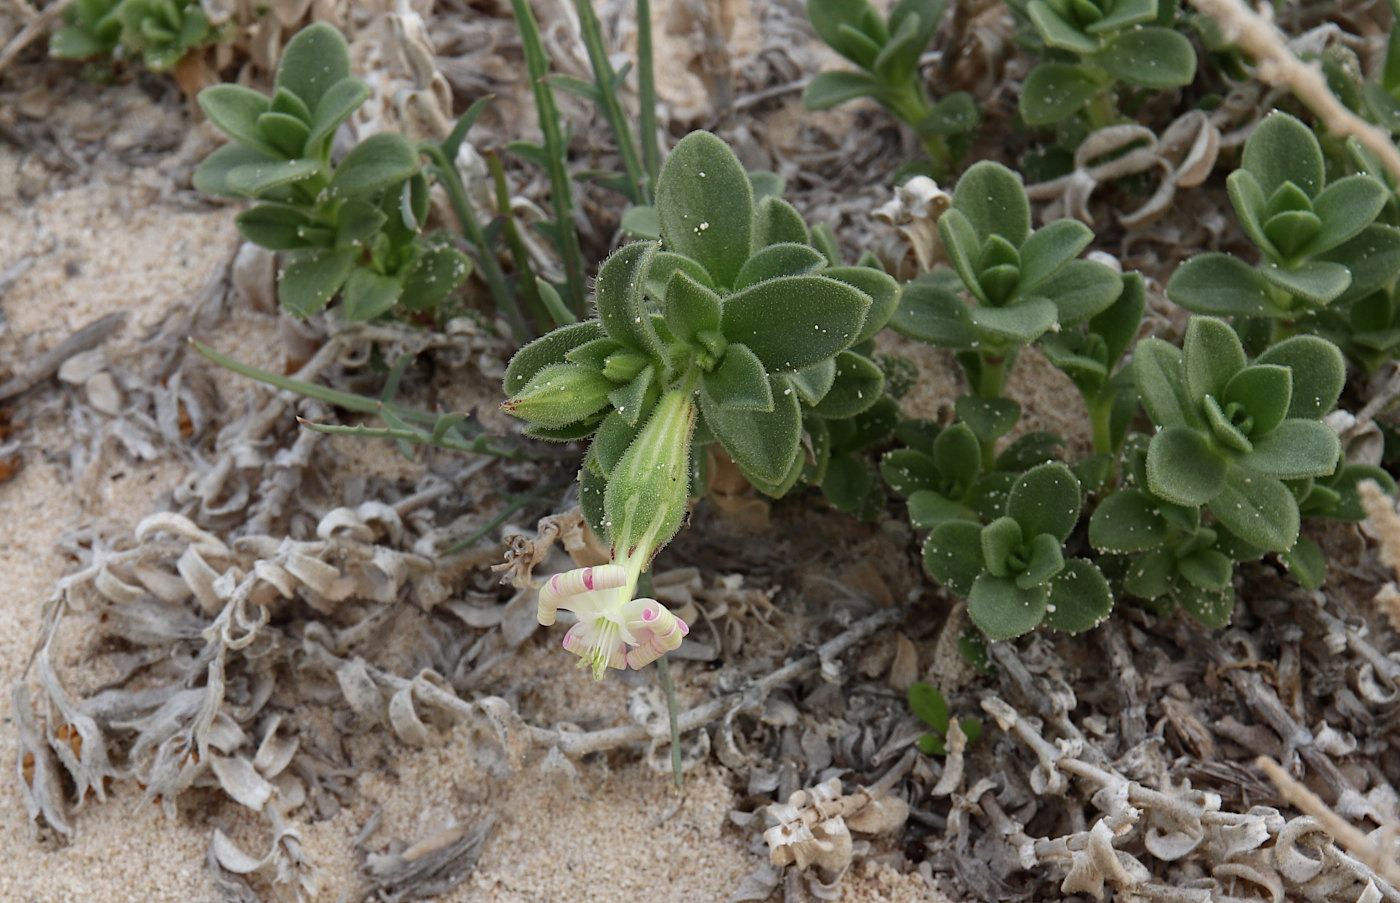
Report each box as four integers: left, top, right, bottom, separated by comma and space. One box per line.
537, 563, 689, 680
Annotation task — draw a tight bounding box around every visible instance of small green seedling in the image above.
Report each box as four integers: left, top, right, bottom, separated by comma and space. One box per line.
908, 682, 982, 755
1010, 0, 1197, 128
52, 0, 222, 71
1130, 316, 1343, 553
1169, 112, 1398, 343
889, 160, 1121, 466
923, 462, 1112, 639
194, 24, 471, 320
803, 0, 978, 177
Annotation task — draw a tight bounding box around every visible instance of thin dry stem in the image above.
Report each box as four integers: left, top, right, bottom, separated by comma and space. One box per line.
0, 0, 74, 77
1256, 756, 1400, 890
1187, 0, 1400, 185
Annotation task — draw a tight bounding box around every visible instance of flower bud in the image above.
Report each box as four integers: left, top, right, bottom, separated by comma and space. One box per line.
502, 362, 612, 429
603, 390, 697, 562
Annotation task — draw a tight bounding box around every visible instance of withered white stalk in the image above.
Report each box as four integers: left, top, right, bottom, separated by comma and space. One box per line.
538, 390, 697, 679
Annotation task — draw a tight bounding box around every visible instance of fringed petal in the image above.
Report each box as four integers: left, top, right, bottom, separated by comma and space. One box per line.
537, 564, 628, 625
621, 598, 689, 670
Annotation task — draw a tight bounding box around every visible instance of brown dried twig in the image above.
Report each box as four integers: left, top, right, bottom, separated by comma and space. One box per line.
1187, 0, 1400, 184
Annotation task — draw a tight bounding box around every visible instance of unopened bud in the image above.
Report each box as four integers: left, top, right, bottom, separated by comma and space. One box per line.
502, 362, 612, 429
603, 390, 697, 561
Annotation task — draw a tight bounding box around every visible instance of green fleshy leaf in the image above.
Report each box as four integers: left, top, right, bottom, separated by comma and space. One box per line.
1094, 27, 1196, 89
607, 366, 655, 426
1255, 335, 1345, 420
1243, 419, 1339, 479
1089, 488, 1170, 552
1319, 225, 1400, 306
656, 131, 753, 288
327, 132, 419, 198
888, 272, 980, 347
955, 395, 1020, 443
647, 251, 714, 300
588, 413, 638, 474
789, 358, 837, 405
276, 23, 354, 113
1035, 259, 1123, 324
224, 156, 321, 198
981, 516, 1023, 578
278, 247, 356, 317
257, 111, 311, 158
995, 431, 1065, 472
967, 472, 1015, 521
1095, 272, 1146, 367
307, 78, 371, 151
504, 320, 606, 395
1226, 170, 1277, 258
704, 343, 774, 412
565, 337, 625, 372
1026, 1, 1100, 53
1177, 583, 1235, 628
235, 204, 312, 250
939, 210, 988, 306
802, 70, 892, 110
1242, 111, 1325, 199
923, 519, 986, 596
198, 84, 277, 156
1020, 62, 1103, 125
700, 374, 802, 489
1086, 0, 1155, 31
882, 449, 939, 496
1016, 218, 1093, 295
811, 351, 885, 417
1222, 364, 1291, 438
908, 491, 966, 528
400, 245, 471, 311
825, 266, 901, 343
952, 161, 1031, 246
1208, 468, 1299, 552
917, 734, 948, 756
822, 454, 880, 516
333, 199, 387, 248
1183, 317, 1247, 404
341, 267, 403, 321
1016, 532, 1066, 589
1043, 558, 1112, 632
662, 270, 723, 344
621, 205, 660, 240
1280, 535, 1326, 590
968, 574, 1050, 640
871, 9, 924, 84
1007, 462, 1081, 542
1178, 548, 1233, 590
734, 242, 827, 289
935, 422, 983, 488
968, 298, 1059, 343
1303, 174, 1388, 256
1123, 547, 1174, 599
917, 91, 981, 136
1146, 425, 1227, 506
1133, 338, 1196, 429
1258, 261, 1351, 307
1167, 253, 1287, 317
908, 682, 950, 734
596, 242, 666, 358
752, 196, 811, 248
720, 276, 871, 370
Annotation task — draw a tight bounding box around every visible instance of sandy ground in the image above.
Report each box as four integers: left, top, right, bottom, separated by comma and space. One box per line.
0, 77, 944, 903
